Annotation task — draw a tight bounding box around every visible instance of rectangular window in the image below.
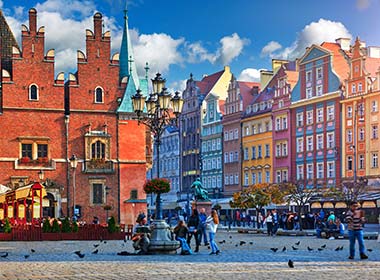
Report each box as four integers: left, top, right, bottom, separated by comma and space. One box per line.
265, 171, 270, 183
276, 117, 281, 131
282, 170, 288, 182
306, 71, 312, 82
234, 129, 239, 139
317, 67, 323, 79
258, 145, 262, 158
212, 158, 216, 169
306, 136, 313, 151
359, 128, 365, 141
372, 101, 378, 112
243, 147, 249, 161
317, 162, 324, 179
234, 174, 239, 184
296, 112, 304, 127
347, 106, 353, 118
224, 131, 228, 141
372, 153, 378, 168
297, 165, 304, 180
372, 125, 378, 139
347, 156, 353, 170
258, 123, 262, 133
252, 125, 257, 135
327, 132, 335, 148
316, 85, 323, 96
282, 142, 288, 156
202, 142, 207, 153
327, 161, 335, 178
297, 138, 303, 153
212, 139, 216, 150
317, 108, 323, 123
224, 152, 229, 163
234, 151, 239, 162
230, 175, 234, 185
229, 130, 233, 140
306, 110, 313, 125
359, 154, 364, 169
229, 152, 233, 163
37, 144, 48, 158
244, 126, 249, 136
317, 134, 323, 150
216, 138, 221, 150
347, 129, 352, 143
257, 172, 262, 183
352, 84, 356, 93
21, 143, 33, 158
92, 183, 104, 204
358, 82, 362, 92
307, 164, 313, 179
217, 157, 221, 169
244, 172, 249, 186
306, 88, 312, 98
265, 144, 270, 157
225, 175, 229, 185
276, 171, 281, 183
252, 146, 256, 159
327, 106, 334, 121
282, 117, 287, 130
252, 173, 256, 185
276, 144, 281, 157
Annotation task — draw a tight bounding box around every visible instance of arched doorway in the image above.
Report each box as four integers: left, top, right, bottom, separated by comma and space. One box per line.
43, 193, 55, 218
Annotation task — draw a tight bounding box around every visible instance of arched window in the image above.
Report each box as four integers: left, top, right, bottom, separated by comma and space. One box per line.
29, 84, 38, 100
91, 140, 105, 159
95, 87, 103, 103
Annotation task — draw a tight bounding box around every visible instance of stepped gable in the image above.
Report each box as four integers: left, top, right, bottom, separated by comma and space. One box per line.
321, 42, 350, 83
0, 10, 20, 76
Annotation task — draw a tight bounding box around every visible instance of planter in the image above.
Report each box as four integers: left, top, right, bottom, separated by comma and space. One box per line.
41, 232, 61, 241
0, 233, 12, 241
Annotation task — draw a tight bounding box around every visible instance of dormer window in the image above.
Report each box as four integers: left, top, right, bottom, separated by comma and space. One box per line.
29, 84, 38, 101
95, 87, 104, 103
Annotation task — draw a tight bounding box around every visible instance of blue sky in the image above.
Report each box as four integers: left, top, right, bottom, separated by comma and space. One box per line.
1, 0, 380, 91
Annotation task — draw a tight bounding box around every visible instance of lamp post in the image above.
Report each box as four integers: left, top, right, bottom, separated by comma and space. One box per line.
38, 170, 44, 220
131, 73, 183, 253
69, 154, 78, 221
38, 170, 44, 182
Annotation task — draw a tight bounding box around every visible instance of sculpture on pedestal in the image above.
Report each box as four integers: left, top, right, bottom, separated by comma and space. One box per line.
191, 178, 209, 201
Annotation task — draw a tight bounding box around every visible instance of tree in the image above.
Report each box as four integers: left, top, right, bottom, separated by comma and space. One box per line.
326, 177, 368, 208
278, 181, 318, 230
230, 183, 284, 225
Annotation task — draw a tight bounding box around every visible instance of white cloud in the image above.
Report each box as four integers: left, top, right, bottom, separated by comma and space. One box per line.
167, 79, 187, 93
265, 18, 352, 60
261, 41, 282, 57
186, 33, 249, 65
238, 68, 262, 82
0, 1, 3, 9
356, 0, 370, 10
35, 0, 96, 18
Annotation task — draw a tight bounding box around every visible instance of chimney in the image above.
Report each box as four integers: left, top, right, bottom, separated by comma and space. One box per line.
335, 38, 351, 51
29, 8, 37, 34
93, 12, 103, 38
368, 46, 380, 58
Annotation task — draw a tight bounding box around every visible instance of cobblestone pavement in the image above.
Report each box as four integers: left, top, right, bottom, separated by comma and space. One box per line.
1, 231, 380, 279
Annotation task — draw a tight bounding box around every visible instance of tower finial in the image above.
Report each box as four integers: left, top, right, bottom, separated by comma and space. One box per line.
145, 62, 150, 80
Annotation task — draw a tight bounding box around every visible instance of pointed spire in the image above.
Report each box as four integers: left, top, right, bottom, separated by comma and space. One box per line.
119, 1, 140, 89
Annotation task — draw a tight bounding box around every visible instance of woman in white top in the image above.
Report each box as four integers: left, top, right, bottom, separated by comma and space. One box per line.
206, 209, 220, 255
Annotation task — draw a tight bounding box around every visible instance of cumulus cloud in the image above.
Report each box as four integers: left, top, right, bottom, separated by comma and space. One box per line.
356, 0, 370, 10
261, 18, 352, 60
35, 0, 96, 18
186, 33, 249, 65
167, 79, 187, 93
261, 41, 282, 57
238, 68, 262, 82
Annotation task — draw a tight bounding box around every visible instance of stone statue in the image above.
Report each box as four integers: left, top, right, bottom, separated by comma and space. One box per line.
191, 178, 209, 201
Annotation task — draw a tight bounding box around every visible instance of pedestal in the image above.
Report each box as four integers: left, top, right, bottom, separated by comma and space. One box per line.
148, 219, 180, 254
192, 200, 212, 215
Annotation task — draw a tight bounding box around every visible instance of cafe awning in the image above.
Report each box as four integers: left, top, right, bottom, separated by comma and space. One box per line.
15, 183, 47, 200
0, 194, 5, 203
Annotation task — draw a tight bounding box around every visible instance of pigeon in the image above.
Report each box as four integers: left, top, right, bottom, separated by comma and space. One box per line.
103, 241, 107, 244
93, 244, 100, 248
218, 240, 226, 244
318, 248, 324, 251
31, 249, 36, 253
74, 250, 81, 255
307, 246, 313, 251
321, 244, 326, 248
288, 259, 294, 268
207, 246, 210, 249
92, 249, 98, 254
235, 244, 238, 247
282, 246, 286, 252
240, 241, 246, 246
74, 251, 85, 258
249, 242, 254, 245
229, 235, 232, 239
24, 255, 30, 259
339, 246, 344, 251
1, 252, 8, 258
295, 241, 300, 246
270, 247, 278, 252
292, 246, 298, 251
368, 249, 373, 252
335, 246, 340, 251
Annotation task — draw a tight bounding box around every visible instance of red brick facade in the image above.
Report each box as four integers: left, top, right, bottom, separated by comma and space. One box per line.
0, 9, 147, 225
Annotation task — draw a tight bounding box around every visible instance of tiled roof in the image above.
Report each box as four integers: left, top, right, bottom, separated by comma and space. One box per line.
196, 70, 224, 94
321, 42, 349, 83
219, 100, 226, 115
237, 81, 260, 110
365, 57, 380, 77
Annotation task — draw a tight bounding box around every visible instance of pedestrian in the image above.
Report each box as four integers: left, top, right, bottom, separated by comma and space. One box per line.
345, 201, 368, 260
272, 209, 279, 235
206, 209, 220, 255
198, 208, 209, 246
132, 216, 151, 255
258, 212, 264, 229
187, 208, 201, 252
174, 220, 192, 255
264, 211, 273, 236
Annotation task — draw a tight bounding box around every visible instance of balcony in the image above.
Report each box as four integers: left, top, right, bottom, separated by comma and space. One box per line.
16, 157, 56, 170
83, 159, 115, 174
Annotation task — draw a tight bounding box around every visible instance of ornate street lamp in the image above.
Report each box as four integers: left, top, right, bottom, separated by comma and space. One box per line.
131, 73, 183, 253
38, 170, 44, 181
69, 154, 78, 221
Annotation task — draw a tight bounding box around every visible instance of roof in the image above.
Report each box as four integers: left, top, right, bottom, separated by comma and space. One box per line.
237, 81, 260, 110
321, 42, 350, 83
219, 100, 226, 115
196, 70, 224, 94
365, 57, 380, 77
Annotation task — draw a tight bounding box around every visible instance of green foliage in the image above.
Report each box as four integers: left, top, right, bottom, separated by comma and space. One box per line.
72, 221, 79, 233
42, 219, 51, 233
107, 216, 118, 233
51, 219, 60, 233
213, 204, 222, 211
61, 217, 72, 233
4, 218, 11, 233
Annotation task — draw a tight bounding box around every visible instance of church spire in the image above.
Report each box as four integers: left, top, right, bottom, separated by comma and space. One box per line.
119, 2, 140, 89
